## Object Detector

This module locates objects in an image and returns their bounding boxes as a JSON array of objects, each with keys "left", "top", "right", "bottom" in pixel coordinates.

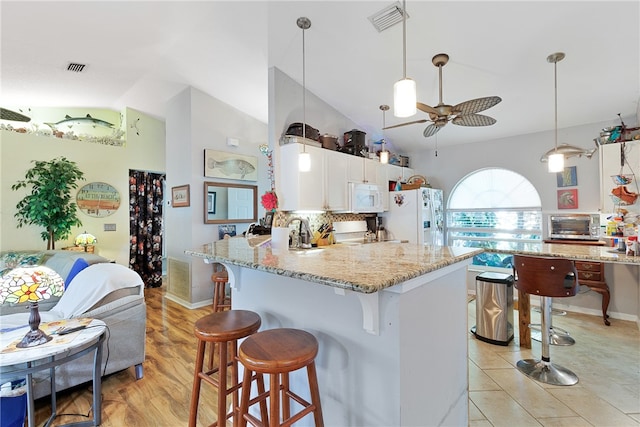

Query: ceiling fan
[{"left": 385, "top": 53, "right": 502, "bottom": 138}]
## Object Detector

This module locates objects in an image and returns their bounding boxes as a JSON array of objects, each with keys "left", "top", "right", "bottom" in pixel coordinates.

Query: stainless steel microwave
[{"left": 548, "top": 213, "right": 600, "bottom": 240}]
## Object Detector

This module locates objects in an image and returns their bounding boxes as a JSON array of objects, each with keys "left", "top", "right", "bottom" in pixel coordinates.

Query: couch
[{"left": 0, "top": 251, "right": 146, "bottom": 399}]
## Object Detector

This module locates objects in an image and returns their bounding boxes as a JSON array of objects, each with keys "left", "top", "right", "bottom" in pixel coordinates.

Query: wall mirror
[{"left": 204, "top": 181, "right": 257, "bottom": 224}]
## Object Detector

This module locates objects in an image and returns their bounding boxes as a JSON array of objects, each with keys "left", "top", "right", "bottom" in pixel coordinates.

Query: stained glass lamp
[
  {"left": 75, "top": 231, "right": 97, "bottom": 252},
  {"left": 0, "top": 266, "right": 64, "bottom": 348}
]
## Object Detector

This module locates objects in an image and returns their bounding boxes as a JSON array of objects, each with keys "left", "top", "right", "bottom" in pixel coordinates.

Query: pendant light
[
  {"left": 393, "top": 0, "right": 416, "bottom": 118},
  {"left": 547, "top": 52, "right": 565, "bottom": 173},
  {"left": 298, "top": 17, "right": 312, "bottom": 172},
  {"left": 379, "top": 105, "right": 390, "bottom": 164}
]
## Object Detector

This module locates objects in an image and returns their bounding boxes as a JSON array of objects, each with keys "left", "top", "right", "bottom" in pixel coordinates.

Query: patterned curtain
[{"left": 129, "top": 170, "right": 165, "bottom": 288}]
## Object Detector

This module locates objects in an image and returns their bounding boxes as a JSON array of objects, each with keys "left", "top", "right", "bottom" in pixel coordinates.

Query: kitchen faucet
[{"left": 285, "top": 217, "right": 313, "bottom": 249}]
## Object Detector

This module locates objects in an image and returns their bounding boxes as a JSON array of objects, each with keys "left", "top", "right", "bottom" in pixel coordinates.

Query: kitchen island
[{"left": 187, "top": 238, "right": 482, "bottom": 426}]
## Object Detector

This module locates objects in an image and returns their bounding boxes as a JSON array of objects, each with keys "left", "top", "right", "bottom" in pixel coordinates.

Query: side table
[{"left": 0, "top": 319, "right": 106, "bottom": 427}]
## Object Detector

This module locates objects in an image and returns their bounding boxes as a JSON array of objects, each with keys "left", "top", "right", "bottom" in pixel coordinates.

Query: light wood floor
[{"left": 34, "top": 286, "right": 640, "bottom": 426}]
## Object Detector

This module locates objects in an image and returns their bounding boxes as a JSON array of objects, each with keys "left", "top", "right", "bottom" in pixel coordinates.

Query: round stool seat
[
  {"left": 195, "top": 310, "right": 261, "bottom": 343},
  {"left": 238, "top": 328, "right": 324, "bottom": 426},
  {"left": 239, "top": 328, "right": 318, "bottom": 374}
]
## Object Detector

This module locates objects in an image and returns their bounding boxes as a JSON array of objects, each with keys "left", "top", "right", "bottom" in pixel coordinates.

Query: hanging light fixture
[
  {"left": 379, "top": 105, "right": 390, "bottom": 164},
  {"left": 547, "top": 52, "right": 565, "bottom": 173},
  {"left": 297, "top": 17, "right": 312, "bottom": 172},
  {"left": 393, "top": 0, "right": 416, "bottom": 118}
]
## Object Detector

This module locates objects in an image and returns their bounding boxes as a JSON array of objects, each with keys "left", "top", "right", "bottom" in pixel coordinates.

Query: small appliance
[
  {"left": 347, "top": 182, "right": 384, "bottom": 213},
  {"left": 547, "top": 213, "right": 600, "bottom": 241}
]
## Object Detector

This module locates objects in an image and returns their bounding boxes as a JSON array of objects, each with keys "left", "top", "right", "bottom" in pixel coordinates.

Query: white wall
[
  {"left": 0, "top": 107, "right": 165, "bottom": 265},
  {"left": 164, "top": 87, "right": 268, "bottom": 306}
]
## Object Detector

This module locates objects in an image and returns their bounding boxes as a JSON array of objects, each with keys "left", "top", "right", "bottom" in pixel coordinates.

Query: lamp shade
[
  {"left": 380, "top": 150, "right": 389, "bottom": 164},
  {"left": 75, "top": 231, "right": 97, "bottom": 247},
  {"left": 394, "top": 78, "right": 417, "bottom": 117},
  {"left": 0, "top": 266, "right": 64, "bottom": 305},
  {"left": 548, "top": 153, "right": 565, "bottom": 173},
  {"left": 299, "top": 151, "right": 311, "bottom": 172}
]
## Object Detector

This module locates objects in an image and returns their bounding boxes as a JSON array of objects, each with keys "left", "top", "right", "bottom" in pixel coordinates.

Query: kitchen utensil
[{"left": 319, "top": 134, "right": 338, "bottom": 150}]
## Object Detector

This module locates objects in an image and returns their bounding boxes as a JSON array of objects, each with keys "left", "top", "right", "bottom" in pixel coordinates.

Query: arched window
[{"left": 447, "top": 168, "right": 542, "bottom": 255}]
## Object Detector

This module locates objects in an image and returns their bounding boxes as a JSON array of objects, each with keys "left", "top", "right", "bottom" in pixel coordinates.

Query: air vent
[
  {"left": 67, "top": 62, "right": 86, "bottom": 73},
  {"left": 368, "top": 2, "right": 409, "bottom": 32}
]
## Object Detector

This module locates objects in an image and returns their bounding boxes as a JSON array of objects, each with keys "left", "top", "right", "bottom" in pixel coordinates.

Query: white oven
[{"left": 348, "top": 182, "right": 384, "bottom": 213}]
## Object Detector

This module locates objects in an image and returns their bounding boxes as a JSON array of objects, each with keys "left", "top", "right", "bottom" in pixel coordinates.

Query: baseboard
[{"left": 163, "top": 293, "right": 211, "bottom": 310}]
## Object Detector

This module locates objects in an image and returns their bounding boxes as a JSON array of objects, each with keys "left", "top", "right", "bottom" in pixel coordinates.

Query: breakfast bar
[
  {"left": 187, "top": 238, "right": 482, "bottom": 426},
  {"left": 485, "top": 243, "right": 640, "bottom": 347}
]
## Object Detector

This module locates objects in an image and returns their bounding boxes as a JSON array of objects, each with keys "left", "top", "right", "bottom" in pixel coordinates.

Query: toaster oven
[{"left": 548, "top": 213, "right": 601, "bottom": 241}]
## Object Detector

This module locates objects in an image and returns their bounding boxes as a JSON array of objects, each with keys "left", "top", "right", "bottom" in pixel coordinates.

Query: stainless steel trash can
[{"left": 471, "top": 271, "right": 514, "bottom": 345}]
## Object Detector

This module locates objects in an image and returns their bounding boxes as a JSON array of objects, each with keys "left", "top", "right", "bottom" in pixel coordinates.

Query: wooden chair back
[{"left": 513, "top": 255, "right": 579, "bottom": 298}]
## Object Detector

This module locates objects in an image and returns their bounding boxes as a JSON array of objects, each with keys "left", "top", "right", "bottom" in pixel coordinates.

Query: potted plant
[{"left": 11, "top": 157, "right": 85, "bottom": 249}]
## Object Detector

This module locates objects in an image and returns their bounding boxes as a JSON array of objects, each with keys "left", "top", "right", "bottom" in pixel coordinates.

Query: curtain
[{"left": 129, "top": 170, "right": 165, "bottom": 288}]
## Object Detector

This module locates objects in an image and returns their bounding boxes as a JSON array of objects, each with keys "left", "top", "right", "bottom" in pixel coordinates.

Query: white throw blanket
[{"left": 0, "top": 263, "right": 143, "bottom": 328}]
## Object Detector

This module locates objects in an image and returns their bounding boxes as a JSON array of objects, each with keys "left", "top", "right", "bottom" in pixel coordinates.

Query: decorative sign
[{"left": 76, "top": 182, "right": 121, "bottom": 217}]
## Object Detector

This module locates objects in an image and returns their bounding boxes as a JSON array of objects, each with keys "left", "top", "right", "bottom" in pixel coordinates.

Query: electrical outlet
[{"left": 104, "top": 224, "right": 116, "bottom": 231}]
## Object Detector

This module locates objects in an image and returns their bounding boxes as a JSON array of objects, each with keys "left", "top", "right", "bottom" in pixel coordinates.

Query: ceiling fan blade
[
  {"left": 452, "top": 113, "right": 497, "bottom": 127},
  {"left": 453, "top": 96, "right": 502, "bottom": 115},
  {"left": 423, "top": 124, "right": 443, "bottom": 138},
  {"left": 417, "top": 102, "right": 438, "bottom": 115},
  {"left": 383, "top": 119, "right": 428, "bottom": 130}
]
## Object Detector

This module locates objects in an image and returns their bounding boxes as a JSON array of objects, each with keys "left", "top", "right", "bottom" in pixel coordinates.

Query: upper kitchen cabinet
[
  {"left": 280, "top": 143, "right": 324, "bottom": 211},
  {"left": 386, "top": 164, "right": 415, "bottom": 184},
  {"left": 279, "top": 143, "right": 348, "bottom": 211},
  {"left": 347, "top": 155, "right": 387, "bottom": 188}
]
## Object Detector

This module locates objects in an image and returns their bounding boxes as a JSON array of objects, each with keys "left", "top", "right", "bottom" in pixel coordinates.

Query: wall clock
[{"left": 76, "top": 182, "right": 121, "bottom": 217}]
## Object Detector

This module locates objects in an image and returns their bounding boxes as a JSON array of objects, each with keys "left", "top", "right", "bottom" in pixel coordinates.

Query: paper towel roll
[{"left": 271, "top": 227, "right": 290, "bottom": 251}]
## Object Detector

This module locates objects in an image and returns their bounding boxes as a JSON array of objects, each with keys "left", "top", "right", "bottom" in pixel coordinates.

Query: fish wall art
[{"left": 204, "top": 149, "right": 258, "bottom": 181}]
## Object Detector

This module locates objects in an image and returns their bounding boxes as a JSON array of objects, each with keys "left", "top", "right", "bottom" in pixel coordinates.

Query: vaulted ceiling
[{"left": 2, "top": 1, "right": 638, "bottom": 153}]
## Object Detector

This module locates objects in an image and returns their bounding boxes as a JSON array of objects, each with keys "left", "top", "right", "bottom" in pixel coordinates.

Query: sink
[{"left": 289, "top": 248, "right": 325, "bottom": 255}]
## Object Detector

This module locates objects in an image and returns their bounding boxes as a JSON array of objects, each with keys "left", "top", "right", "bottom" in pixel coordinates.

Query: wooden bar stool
[
  {"left": 513, "top": 255, "right": 580, "bottom": 386},
  {"left": 189, "top": 310, "right": 262, "bottom": 427},
  {"left": 238, "top": 328, "right": 324, "bottom": 427},
  {"left": 212, "top": 269, "right": 231, "bottom": 313}
]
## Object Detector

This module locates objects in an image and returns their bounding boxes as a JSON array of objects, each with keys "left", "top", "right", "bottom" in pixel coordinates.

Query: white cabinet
[
  {"left": 385, "top": 164, "right": 415, "bottom": 183},
  {"left": 280, "top": 144, "right": 396, "bottom": 212},
  {"left": 279, "top": 144, "right": 324, "bottom": 211},
  {"left": 600, "top": 140, "right": 640, "bottom": 213},
  {"left": 325, "top": 150, "right": 349, "bottom": 211}
]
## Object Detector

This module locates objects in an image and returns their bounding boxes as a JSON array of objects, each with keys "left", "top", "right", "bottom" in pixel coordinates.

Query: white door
[{"left": 228, "top": 187, "right": 253, "bottom": 220}]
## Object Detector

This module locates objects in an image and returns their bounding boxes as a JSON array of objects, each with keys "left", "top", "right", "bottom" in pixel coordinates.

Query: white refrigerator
[{"left": 381, "top": 188, "right": 444, "bottom": 245}]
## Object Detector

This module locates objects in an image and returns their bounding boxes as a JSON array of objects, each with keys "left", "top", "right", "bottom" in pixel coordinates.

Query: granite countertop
[
  {"left": 484, "top": 242, "right": 640, "bottom": 265},
  {"left": 186, "top": 237, "right": 482, "bottom": 294}
]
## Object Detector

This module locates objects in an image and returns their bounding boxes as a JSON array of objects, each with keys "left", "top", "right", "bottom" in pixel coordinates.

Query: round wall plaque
[{"left": 76, "top": 182, "right": 121, "bottom": 218}]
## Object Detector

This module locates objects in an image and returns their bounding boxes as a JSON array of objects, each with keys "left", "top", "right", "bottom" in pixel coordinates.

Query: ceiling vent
[
  {"left": 67, "top": 62, "right": 86, "bottom": 73},
  {"left": 368, "top": 2, "right": 409, "bottom": 32}
]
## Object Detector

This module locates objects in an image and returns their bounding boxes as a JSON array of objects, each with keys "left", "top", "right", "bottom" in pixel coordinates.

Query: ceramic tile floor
[{"left": 467, "top": 298, "right": 640, "bottom": 426}]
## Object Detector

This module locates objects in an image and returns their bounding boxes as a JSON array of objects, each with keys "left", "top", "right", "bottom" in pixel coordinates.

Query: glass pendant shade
[
  {"left": 394, "top": 78, "right": 416, "bottom": 118},
  {"left": 299, "top": 151, "right": 311, "bottom": 172},
  {"left": 380, "top": 150, "right": 389, "bottom": 164},
  {"left": 548, "top": 153, "right": 564, "bottom": 173}
]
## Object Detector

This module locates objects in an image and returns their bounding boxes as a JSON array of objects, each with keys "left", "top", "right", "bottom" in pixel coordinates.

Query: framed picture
[
  {"left": 172, "top": 185, "right": 190, "bottom": 207},
  {"left": 204, "top": 149, "right": 258, "bottom": 181},
  {"left": 207, "top": 191, "right": 216, "bottom": 214},
  {"left": 557, "top": 189, "right": 578, "bottom": 209},
  {"left": 264, "top": 211, "right": 274, "bottom": 229},
  {"left": 218, "top": 224, "right": 236, "bottom": 240},
  {"left": 557, "top": 166, "right": 578, "bottom": 187}
]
